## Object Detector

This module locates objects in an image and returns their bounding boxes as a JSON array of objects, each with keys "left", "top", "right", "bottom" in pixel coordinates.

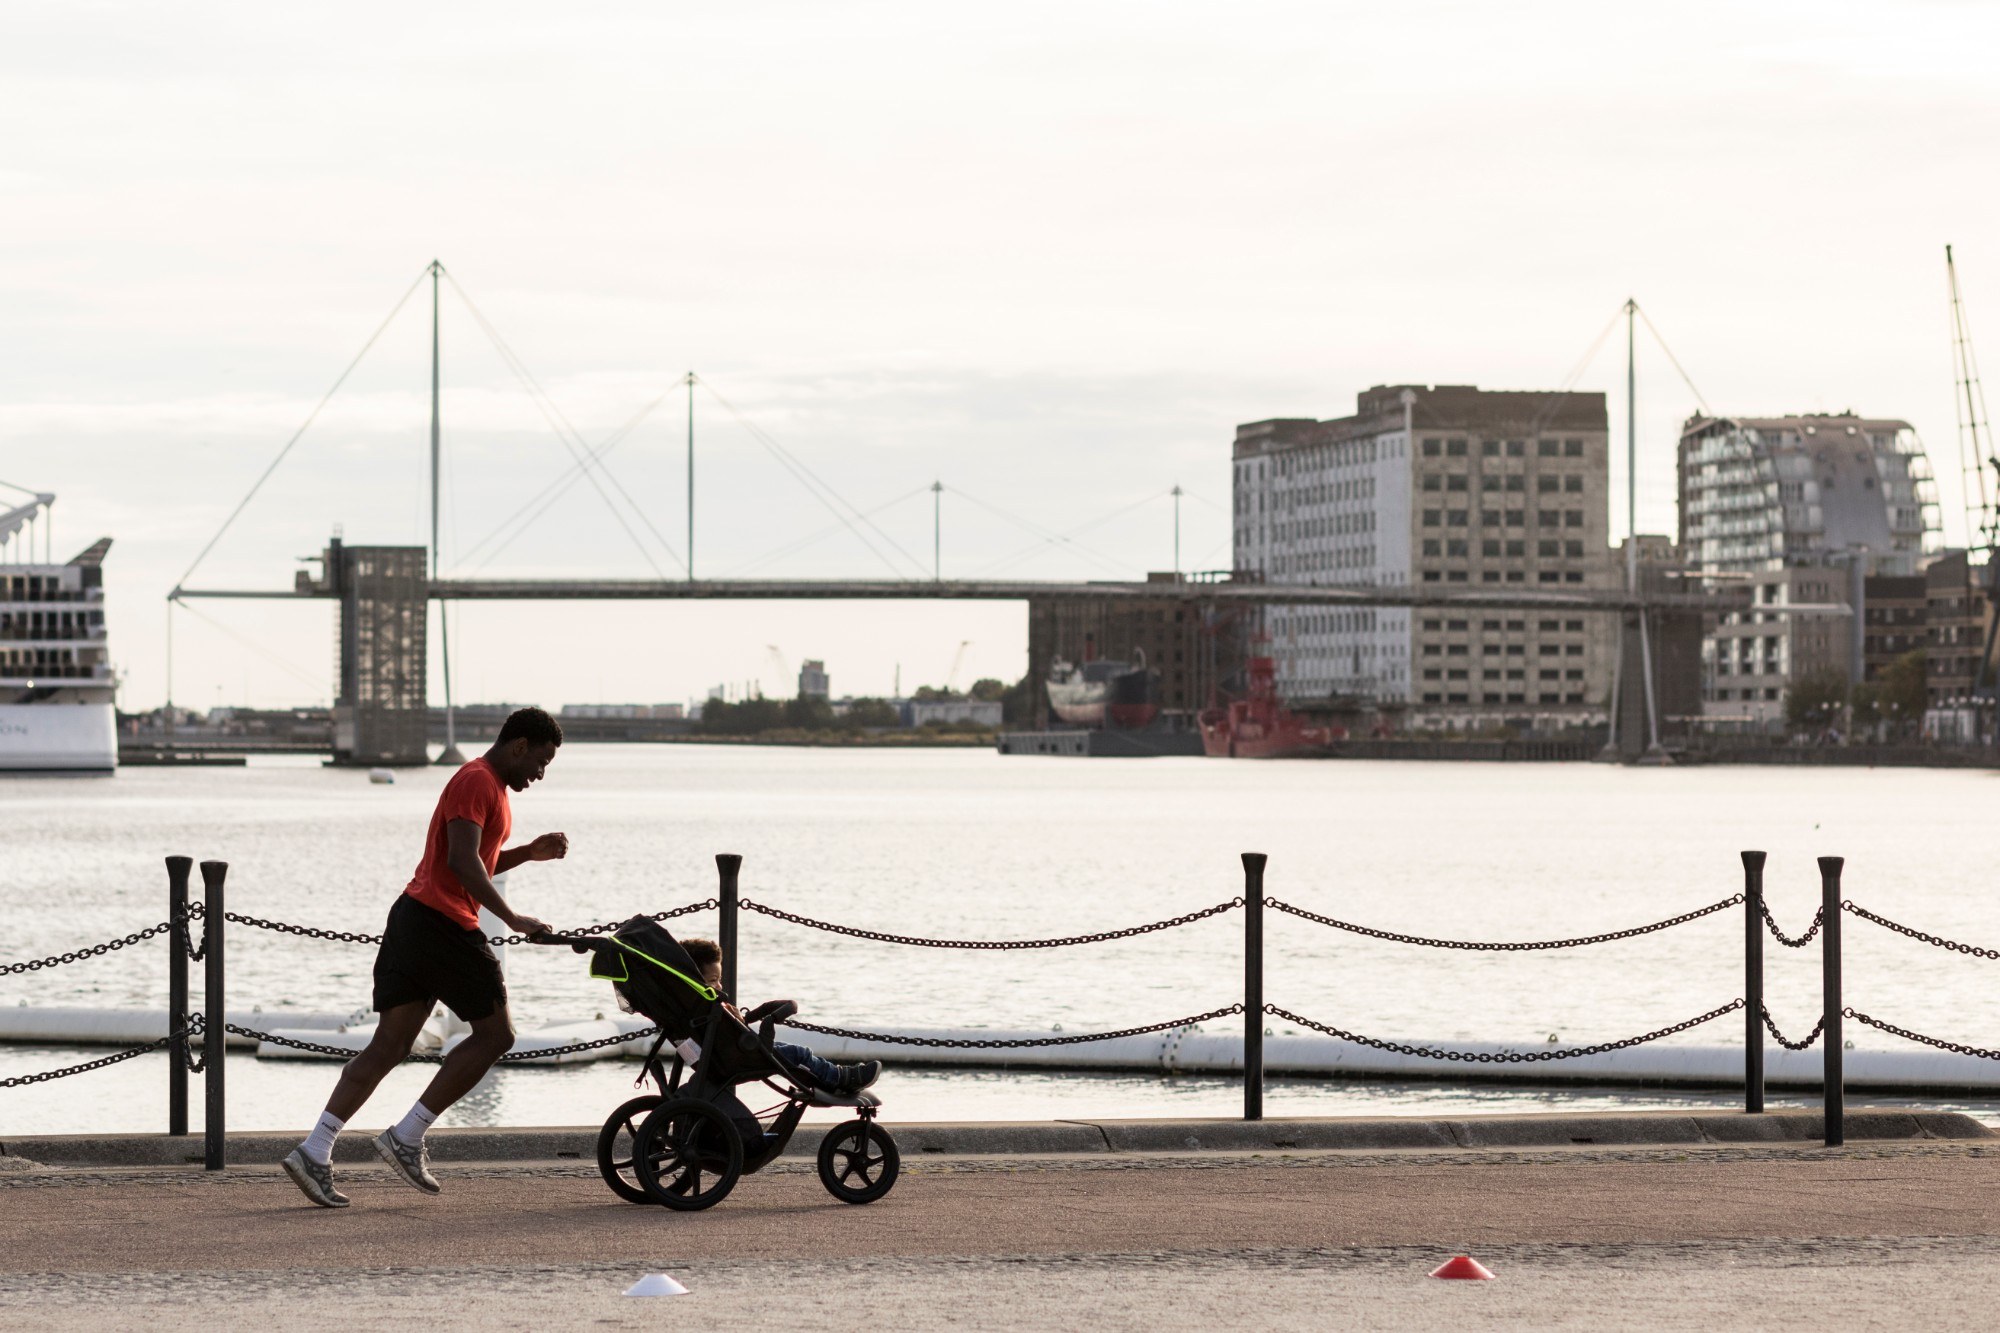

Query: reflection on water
[{"left": 6, "top": 745, "right": 2000, "bottom": 1130}]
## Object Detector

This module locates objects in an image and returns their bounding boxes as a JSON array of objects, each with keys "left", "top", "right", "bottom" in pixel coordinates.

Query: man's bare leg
[
  {"left": 323, "top": 1000, "right": 435, "bottom": 1122},
  {"left": 410, "top": 1004, "right": 516, "bottom": 1117}
]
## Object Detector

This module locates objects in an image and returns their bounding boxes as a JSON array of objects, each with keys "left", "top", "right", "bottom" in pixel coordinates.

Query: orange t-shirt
[{"left": 404, "top": 757, "right": 512, "bottom": 929}]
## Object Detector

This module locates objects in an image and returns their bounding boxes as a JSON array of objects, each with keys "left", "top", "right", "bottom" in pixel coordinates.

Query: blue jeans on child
[{"left": 773, "top": 1041, "right": 841, "bottom": 1089}]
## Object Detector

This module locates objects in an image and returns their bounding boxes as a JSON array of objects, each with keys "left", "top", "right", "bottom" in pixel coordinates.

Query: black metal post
[
  {"left": 201, "top": 860, "right": 227, "bottom": 1171},
  {"left": 1242, "top": 852, "right": 1266, "bottom": 1122},
  {"left": 716, "top": 853, "right": 742, "bottom": 999},
  {"left": 1820, "top": 856, "right": 1844, "bottom": 1148},
  {"left": 166, "top": 856, "right": 191, "bottom": 1137},
  {"left": 1741, "top": 850, "right": 1765, "bottom": 1115}
]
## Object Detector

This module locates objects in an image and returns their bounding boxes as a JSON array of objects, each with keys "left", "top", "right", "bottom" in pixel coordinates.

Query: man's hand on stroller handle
[{"left": 506, "top": 911, "right": 552, "bottom": 940}]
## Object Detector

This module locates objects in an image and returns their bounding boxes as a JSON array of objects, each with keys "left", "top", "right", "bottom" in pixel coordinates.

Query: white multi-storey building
[
  {"left": 1233, "top": 384, "right": 1612, "bottom": 724},
  {"left": 1678, "top": 412, "right": 1943, "bottom": 720}
]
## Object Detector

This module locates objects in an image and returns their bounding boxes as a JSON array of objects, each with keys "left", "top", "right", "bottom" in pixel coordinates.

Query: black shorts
[{"left": 372, "top": 894, "right": 508, "bottom": 1022}]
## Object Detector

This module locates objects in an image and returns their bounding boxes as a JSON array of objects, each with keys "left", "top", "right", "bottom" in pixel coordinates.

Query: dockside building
[
  {"left": 1232, "top": 384, "right": 1613, "bottom": 726},
  {"left": 1676, "top": 412, "right": 1942, "bottom": 721}
]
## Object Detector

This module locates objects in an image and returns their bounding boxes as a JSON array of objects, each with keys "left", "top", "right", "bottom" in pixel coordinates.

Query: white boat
[{"left": 0, "top": 488, "right": 116, "bottom": 774}]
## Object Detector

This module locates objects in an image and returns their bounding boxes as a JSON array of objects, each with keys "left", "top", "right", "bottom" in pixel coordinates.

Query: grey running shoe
[
  {"left": 281, "top": 1147, "right": 350, "bottom": 1208},
  {"left": 372, "top": 1127, "right": 441, "bottom": 1194}
]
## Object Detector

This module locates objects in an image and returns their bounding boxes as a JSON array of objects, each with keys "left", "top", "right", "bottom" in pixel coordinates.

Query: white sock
[
  {"left": 301, "top": 1111, "right": 345, "bottom": 1166},
  {"left": 392, "top": 1100, "right": 439, "bottom": 1148}
]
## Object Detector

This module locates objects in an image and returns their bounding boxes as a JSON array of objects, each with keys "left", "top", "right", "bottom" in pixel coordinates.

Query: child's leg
[{"left": 773, "top": 1041, "right": 844, "bottom": 1088}]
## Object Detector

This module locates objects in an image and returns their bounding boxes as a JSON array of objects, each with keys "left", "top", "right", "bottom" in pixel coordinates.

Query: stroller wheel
[
  {"left": 816, "top": 1119, "right": 899, "bottom": 1204},
  {"left": 633, "top": 1098, "right": 744, "bottom": 1211},
  {"left": 596, "top": 1095, "right": 662, "bottom": 1205}
]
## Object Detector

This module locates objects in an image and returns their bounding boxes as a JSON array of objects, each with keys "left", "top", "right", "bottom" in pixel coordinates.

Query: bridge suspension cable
[
  {"left": 451, "top": 389, "right": 677, "bottom": 574},
  {"left": 724, "top": 484, "right": 936, "bottom": 577},
  {"left": 968, "top": 486, "right": 1168, "bottom": 578},
  {"left": 696, "top": 376, "right": 930, "bottom": 580},
  {"left": 172, "top": 267, "right": 430, "bottom": 593},
  {"left": 442, "top": 270, "right": 685, "bottom": 578}
]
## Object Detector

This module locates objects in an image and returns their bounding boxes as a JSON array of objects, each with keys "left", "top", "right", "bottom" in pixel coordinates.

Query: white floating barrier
[
  {"left": 13, "top": 1006, "right": 1998, "bottom": 1091},
  {"left": 0, "top": 1006, "right": 363, "bottom": 1049},
  {"left": 775, "top": 1023, "right": 2000, "bottom": 1092}
]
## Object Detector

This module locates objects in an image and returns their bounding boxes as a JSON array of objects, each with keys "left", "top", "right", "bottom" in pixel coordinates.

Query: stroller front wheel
[
  {"left": 634, "top": 1098, "right": 745, "bottom": 1211},
  {"left": 596, "top": 1095, "right": 662, "bottom": 1205},
  {"left": 816, "top": 1119, "right": 899, "bottom": 1204}
]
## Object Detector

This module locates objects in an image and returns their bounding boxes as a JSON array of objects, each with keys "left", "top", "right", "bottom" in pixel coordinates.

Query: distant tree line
[{"left": 1783, "top": 648, "right": 1928, "bottom": 738}]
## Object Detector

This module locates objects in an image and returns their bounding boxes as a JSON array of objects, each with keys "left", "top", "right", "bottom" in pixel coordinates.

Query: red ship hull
[{"left": 1198, "top": 657, "right": 1344, "bottom": 759}]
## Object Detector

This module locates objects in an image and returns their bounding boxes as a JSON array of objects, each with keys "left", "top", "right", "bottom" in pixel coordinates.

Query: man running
[{"left": 282, "top": 706, "right": 567, "bottom": 1208}]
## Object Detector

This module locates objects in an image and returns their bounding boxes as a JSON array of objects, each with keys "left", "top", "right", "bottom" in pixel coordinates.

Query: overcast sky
[{"left": 5, "top": 0, "right": 1998, "bottom": 711}]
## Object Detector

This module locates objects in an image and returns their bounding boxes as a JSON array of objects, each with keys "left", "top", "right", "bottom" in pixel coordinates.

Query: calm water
[{"left": 5, "top": 746, "right": 1999, "bottom": 1134}]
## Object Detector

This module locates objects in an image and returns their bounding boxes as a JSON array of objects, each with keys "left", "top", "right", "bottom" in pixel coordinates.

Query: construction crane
[
  {"left": 1946, "top": 246, "right": 2000, "bottom": 710},
  {"left": 943, "top": 640, "right": 972, "bottom": 694}
]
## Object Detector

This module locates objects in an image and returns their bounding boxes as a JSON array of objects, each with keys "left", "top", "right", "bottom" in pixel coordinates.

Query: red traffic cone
[{"left": 1429, "top": 1255, "right": 1495, "bottom": 1280}]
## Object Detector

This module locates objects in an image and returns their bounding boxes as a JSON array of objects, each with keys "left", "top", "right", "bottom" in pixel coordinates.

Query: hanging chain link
[
  {"left": 1, "top": 920, "right": 177, "bottom": 976},
  {"left": 1760, "top": 902, "right": 1824, "bottom": 949},
  {"left": 1844, "top": 1008, "right": 2000, "bottom": 1061},
  {"left": 0, "top": 1026, "right": 197, "bottom": 1089},
  {"left": 222, "top": 898, "right": 719, "bottom": 949},
  {"left": 1842, "top": 902, "right": 2000, "bottom": 960},
  {"left": 1264, "top": 1000, "right": 1745, "bottom": 1063},
  {"left": 739, "top": 898, "right": 1244, "bottom": 950},
  {"left": 1265, "top": 895, "right": 1742, "bottom": 952},
  {"left": 783, "top": 1005, "right": 1246, "bottom": 1049},
  {"left": 225, "top": 1021, "right": 663, "bottom": 1063},
  {"left": 1760, "top": 1005, "right": 1824, "bottom": 1050}
]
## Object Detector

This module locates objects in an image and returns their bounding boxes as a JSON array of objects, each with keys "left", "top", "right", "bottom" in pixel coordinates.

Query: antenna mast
[{"left": 431, "top": 260, "right": 464, "bottom": 765}]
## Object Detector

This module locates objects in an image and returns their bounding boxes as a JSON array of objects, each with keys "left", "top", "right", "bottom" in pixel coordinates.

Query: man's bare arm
[
  {"left": 445, "top": 819, "right": 550, "bottom": 937},
  {"left": 495, "top": 832, "right": 568, "bottom": 875}
]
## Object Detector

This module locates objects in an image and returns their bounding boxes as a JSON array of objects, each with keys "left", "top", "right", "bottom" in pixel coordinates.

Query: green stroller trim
[{"left": 599, "top": 937, "right": 719, "bottom": 1002}]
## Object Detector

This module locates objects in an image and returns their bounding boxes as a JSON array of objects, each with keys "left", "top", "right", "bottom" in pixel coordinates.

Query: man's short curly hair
[{"left": 496, "top": 706, "right": 564, "bottom": 748}]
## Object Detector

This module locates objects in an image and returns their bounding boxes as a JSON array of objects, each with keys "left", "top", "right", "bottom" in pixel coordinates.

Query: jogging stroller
[{"left": 557, "top": 916, "right": 897, "bottom": 1211}]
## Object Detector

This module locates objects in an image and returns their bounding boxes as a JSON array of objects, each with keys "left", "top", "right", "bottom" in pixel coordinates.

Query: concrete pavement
[{"left": 6, "top": 1134, "right": 2000, "bottom": 1329}]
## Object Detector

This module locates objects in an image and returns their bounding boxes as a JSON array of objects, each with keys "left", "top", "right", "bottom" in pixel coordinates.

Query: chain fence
[
  {"left": 1264, "top": 1000, "right": 1746, "bottom": 1064},
  {"left": 782, "top": 1005, "right": 1246, "bottom": 1049},
  {"left": 18, "top": 871, "right": 2000, "bottom": 1103},
  {"left": 1266, "top": 895, "right": 1742, "bottom": 951},
  {"left": 1760, "top": 1006, "right": 1824, "bottom": 1051},
  {"left": 1844, "top": 1009, "right": 2000, "bottom": 1062},
  {"left": 0, "top": 920, "right": 178, "bottom": 976},
  {"left": 0, "top": 1026, "right": 196, "bottom": 1089},
  {"left": 225, "top": 1021, "right": 663, "bottom": 1064},
  {"left": 1760, "top": 902, "right": 1824, "bottom": 949},
  {"left": 1842, "top": 902, "right": 2000, "bottom": 960},
  {"left": 738, "top": 897, "right": 1243, "bottom": 949},
  {"left": 219, "top": 898, "right": 719, "bottom": 949}
]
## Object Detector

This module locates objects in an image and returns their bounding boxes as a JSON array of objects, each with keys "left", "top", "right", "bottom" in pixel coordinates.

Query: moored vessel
[
  {"left": 0, "top": 489, "right": 116, "bottom": 774},
  {"left": 1045, "top": 650, "right": 1160, "bottom": 729},
  {"left": 1198, "top": 656, "right": 1343, "bottom": 759}
]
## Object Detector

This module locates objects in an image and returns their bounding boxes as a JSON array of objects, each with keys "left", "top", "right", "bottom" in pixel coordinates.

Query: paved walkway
[{"left": 5, "top": 1143, "right": 2000, "bottom": 1328}]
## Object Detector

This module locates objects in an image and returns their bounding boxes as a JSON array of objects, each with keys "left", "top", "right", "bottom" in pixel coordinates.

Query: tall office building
[
  {"left": 1232, "top": 384, "right": 1611, "bottom": 725},
  {"left": 1677, "top": 412, "right": 1942, "bottom": 720}
]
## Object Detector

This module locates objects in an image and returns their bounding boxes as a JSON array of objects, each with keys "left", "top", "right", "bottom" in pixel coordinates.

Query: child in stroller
[
  {"left": 563, "top": 915, "right": 898, "bottom": 1211},
  {"left": 678, "top": 936, "right": 881, "bottom": 1098}
]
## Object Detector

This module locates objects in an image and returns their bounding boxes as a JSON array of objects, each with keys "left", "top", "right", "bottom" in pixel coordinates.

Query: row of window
[
  {"left": 1424, "top": 618, "right": 1588, "bottom": 633},
  {"left": 1423, "top": 539, "right": 1589, "bottom": 559},
  {"left": 1422, "top": 691, "right": 1588, "bottom": 704},
  {"left": 1421, "top": 569, "right": 1588, "bottom": 584},
  {"left": 1424, "top": 643, "right": 1586, "bottom": 658},
  {"left": 1422, "top": 474, "right": 1587, "bottom": 494},
  {"left": 1422, "top": 509, "right": 1587, "bottom": 528},
  {"left": 1424, "top": 668, "right": 1586, "bottom": 681},
  {"left": 1420, "top": 438, "right": 1589, "bottom": 459}
]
